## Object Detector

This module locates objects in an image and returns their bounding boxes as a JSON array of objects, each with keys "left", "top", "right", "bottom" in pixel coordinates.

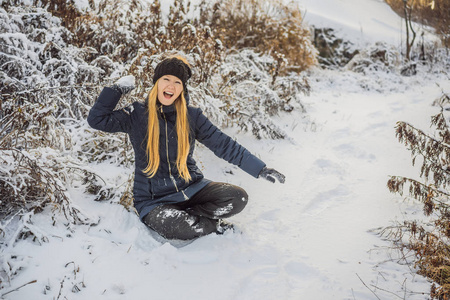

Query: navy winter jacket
[{"left": 87, "top": 87, "right": 266, "bottom": 220}]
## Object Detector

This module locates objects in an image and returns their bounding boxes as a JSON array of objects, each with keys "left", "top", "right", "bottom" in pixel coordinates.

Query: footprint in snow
[
  {"left": 333, "top": 143, "right": 376, "bottom": 162},
  {"left": 302, "top": 185, "right": 351, "bottom": 216},
  {"left": 284, "top": 261, "right": 319, "bottom": 279}
]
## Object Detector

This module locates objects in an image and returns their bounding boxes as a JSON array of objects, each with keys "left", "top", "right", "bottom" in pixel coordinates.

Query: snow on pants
[{"left": 143, "top": 182, "right": 248, "bottom": 240}]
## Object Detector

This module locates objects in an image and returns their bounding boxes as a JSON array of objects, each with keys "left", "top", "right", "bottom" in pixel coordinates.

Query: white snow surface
[
  {"left": 297, "top": 0, "right": 405, "bottom": 47},
  {"left": 2, "top": 1, "right": 450, "bottom": 300},
  {"left": 295, "top": 0, "right": 441, "bottom": 49}
]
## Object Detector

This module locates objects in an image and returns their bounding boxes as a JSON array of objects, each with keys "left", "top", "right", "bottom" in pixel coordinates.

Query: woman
[{"left": 87, "top": 56, "right": 285, "bottom": 241}]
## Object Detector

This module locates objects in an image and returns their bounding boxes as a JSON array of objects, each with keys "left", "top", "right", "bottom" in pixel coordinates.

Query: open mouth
[{"left": 163, "top": 91, "right": 174, "bottom": 99}]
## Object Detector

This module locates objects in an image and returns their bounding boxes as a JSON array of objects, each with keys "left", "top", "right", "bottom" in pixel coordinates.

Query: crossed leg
[{"left": 143, "top": 182, "right": 248, "bottom": 240}]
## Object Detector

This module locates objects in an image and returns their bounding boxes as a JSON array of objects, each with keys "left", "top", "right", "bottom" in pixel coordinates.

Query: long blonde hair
[{"left": 142, "top": 78, "right": 191, "bottom": 182}]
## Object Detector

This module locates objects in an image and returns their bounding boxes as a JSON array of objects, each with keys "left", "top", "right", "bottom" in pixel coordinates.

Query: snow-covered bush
[
  {"left": 205, "top": 49, "right": 310, "bottom": 139},
  {"left": 28, "top": 0, "right": 315, "bottom": 138},
  {"left": 0, "top": 3, "right": 137, "bottom": 286},
  {"left": 55, "top": 0, "right": 317, "bottom": 78},
  {"left": 385, "top": 92, "right": 450, "bottom": 299},
  {"left": 345, "top": 40, "right": 450, "bottom": 79},
  {"left": 0, "top": 3, "right": 129, "bottom": 233},
  {"left": 345, "top": 42, "right": 402, "bottom": 74},
  {"left": 197, "top": 0, "right": 317, "bottom": 74},
  {"left": 311, "top": 27, "right": 358, "bottom": 68}
]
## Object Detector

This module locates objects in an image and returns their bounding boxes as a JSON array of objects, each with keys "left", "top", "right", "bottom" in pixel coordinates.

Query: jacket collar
[{"left": 157, "top": 102, "right": 176, "bottom": 114}]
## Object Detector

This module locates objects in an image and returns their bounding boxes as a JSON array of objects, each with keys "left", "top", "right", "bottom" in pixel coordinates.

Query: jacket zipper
[{"left": 160, "top": 106, "right": 189, "bottom": 200}]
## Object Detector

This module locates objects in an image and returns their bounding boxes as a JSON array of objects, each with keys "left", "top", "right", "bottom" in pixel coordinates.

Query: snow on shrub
[
  {"left": 0, "top": 3, "right": 125, "bottom": 236},
  {"left": 345, "top": 42, "right": 402, "bottom": 74},
  {"left": 206, "top": 49, "right": 310, "bottom": 139},
  {"left": 197, "top": 0, "right": 317, "bottom": 74}
]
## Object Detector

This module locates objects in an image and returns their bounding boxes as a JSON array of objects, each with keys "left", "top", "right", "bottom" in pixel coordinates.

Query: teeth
[{"left": 165, "top": 91, "right": 174, "bottom": 95}]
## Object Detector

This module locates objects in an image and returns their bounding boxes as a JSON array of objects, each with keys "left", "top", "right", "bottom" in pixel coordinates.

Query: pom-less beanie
[{"left": 153, "top": 57, "right": 192, "bottom": 89}]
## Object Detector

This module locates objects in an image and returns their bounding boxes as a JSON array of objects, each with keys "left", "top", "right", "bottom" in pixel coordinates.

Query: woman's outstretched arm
[{"left": 194, "top": 109, "right": 285, "bottom": 183}]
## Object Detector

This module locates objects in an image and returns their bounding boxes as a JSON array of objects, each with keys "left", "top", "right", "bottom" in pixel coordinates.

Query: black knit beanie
[{"left": 152, "top": 57, "right": 192, "bottom": 89}]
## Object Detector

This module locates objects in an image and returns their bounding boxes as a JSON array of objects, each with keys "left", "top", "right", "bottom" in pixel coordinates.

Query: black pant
[{"left": 143, "top": 182, "right": 248, "bottom": 240}]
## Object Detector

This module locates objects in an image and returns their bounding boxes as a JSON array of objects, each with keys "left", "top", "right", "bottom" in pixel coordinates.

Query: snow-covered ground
[
  {"left": 298, "top": 0, "right": 405, "bottom": 47},
  {"left": 2, "top": 0, "right": 449, "bottom": 299},
  {"left": 4, "top": 64, "right": 448, "bottom": 300},
  {"left": 296, "top": 0, "right": 439, "bottom": 50}
]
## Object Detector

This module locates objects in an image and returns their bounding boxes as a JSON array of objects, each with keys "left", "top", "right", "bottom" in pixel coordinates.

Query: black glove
[
  {"left": 111, "top": 75, "right": 135, "bottom": 95},
  {"left": 259, "top": 167, "right": 285, "bottom": 184}
]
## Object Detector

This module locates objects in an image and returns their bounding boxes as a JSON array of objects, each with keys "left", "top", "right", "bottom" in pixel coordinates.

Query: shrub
[
  {"left": 197, "top": 0, "right": 317, "bottom": 75},
  {"left": 385, "top": 92, "right": 450, "bottom": 299},
  {"left": 0, "top": 4, "right": 126, "bottom": 228},
  {"left": 207, "top": 49, "right": 310, "bottom": 139},
  {"left": 44, "top": 0, "right": 316, "bottom": 78},
  {"left": 345, "top": 42, "right": 402, "bottom": 74},
  {"left": 312, "top": 27, "right": 358, "bottom": 68}
]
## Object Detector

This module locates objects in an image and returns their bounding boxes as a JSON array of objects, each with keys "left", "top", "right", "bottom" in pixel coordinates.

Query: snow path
[
  {"left": 242, "top": 72, "right": 443, "bottom": 299},
  {"left": 3, "top": 68, "right": 449, "bottom": 300},
  {"left": 230, "top": 70, "right": 447, "bottom": 299}
]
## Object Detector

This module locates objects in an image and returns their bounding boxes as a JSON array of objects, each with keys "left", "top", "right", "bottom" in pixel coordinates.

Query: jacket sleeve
[
  {"left": 87, "top": 87, "right": 133, "bottom": 133},
  {"left": 194, "top": 109, "right": 266, "bottom": 178}
]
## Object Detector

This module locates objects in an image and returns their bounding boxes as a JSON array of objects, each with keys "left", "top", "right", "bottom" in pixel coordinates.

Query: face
[{"left": 157, "top": 75, "right": 183, "bottom": 106}]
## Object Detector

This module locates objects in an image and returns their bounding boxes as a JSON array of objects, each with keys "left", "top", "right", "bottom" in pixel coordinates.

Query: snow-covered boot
[{"left": 216, "top": 219, "right": 235, "bottom": 235}]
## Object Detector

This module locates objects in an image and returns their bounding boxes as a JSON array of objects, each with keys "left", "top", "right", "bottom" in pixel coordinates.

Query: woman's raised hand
[{"left": 112, "top": 75, "right": 136, "bottom": 95}]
